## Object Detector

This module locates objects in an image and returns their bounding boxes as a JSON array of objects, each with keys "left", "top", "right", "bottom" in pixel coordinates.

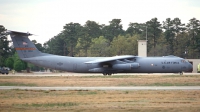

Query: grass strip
[
  {"left": 13, "top": 102, "right": 78, "bottom": 107},
  {"left": 0, "top": 82, "right": 36, "bottom": 86}
]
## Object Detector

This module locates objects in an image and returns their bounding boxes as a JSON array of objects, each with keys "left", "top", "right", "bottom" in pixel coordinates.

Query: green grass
[
  {"left": 13, "top": 102, "right": 79, "bottom": 107},
  {"left": 77, "top": 90, "right": 97, "bottom": 95},
  {"left": 0, "top": 82, "right": 37, "bottom": 86},
  {"left": 149, "top": 83, "right": 175, "bottom": 86}
]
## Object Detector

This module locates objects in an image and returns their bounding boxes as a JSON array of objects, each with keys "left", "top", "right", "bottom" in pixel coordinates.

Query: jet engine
[{"left": 112, "top": 63, "right": 140, "bottom": 70}]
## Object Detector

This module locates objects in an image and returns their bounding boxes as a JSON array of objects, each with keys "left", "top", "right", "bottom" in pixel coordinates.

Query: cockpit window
[{"left": 181, "top": 60, "right": 188, "bottom": 63}]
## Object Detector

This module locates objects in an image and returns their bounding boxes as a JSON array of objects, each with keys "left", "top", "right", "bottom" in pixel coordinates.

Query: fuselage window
[{"left": 181, "top": 60, "right": 187, "bottom": 63}]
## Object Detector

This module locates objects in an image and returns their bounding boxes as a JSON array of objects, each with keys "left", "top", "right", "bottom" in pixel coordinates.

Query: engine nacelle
[{"left": 112, "top": 63, "right": 139, "bottom": 70}]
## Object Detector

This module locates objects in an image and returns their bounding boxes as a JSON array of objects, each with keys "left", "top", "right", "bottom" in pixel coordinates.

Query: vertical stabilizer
[{"left": 9, "top": 31, "right": 42, "bottom": 59}]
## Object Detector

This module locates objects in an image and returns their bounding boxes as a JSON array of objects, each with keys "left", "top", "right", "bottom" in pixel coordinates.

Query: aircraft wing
[{"left": 85, "top": 55, "right": 136, "bottom": 64}]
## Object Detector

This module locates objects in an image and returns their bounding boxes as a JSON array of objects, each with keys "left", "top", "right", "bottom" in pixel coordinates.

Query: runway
[
  {"left": 1, "top": 86, "right": 200, "bottom": 91},
  {"left": 1, "top": 72, "right": 200, "bottom": 77}
]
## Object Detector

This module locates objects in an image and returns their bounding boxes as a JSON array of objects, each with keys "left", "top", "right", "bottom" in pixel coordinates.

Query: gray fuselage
[{"left": 22, "top": 55, "right": 193, "bottom": 73}]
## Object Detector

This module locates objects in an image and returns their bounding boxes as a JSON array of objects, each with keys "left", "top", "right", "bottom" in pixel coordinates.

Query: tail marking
[{"left": 15, "top": 48, "right": 36, "bottom": 50}]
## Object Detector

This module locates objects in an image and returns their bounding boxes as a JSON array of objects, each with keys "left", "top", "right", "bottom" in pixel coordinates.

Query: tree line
[
  {"left": 44, "top": 17, "right": 200, "bottom": 58},
  {"left": 0, "top": 17, "right": 200, "bottom": 71}
]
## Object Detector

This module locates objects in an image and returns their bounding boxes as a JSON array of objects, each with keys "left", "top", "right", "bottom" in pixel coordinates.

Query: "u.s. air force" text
[{"left": 161, "top": 62, "right": 179, "bottom": 64}]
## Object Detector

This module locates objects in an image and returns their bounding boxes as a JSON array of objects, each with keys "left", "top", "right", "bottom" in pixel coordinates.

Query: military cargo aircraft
[{"left": 8, "top": 31, "right": 193, "bottom": 75}]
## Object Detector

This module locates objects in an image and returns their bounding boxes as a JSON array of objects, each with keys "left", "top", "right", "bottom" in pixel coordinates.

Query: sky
[{"left": 1, "top": 0, "right": 200, "bottom": 44}]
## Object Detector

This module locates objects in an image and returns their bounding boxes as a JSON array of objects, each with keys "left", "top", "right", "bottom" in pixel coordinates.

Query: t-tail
[{"left": 8, "top": 31, "right": 43, "bottom": 59}]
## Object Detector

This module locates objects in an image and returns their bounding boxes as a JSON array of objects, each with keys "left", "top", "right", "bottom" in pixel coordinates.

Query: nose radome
[{"left": 188, "top": 63, "right": 193, "bottom": 72}]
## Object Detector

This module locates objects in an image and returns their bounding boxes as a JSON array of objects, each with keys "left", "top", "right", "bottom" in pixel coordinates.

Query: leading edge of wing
[
  {"left": 85, "top": 55, "right": 136, "bottom": 64},
  {"left": 7, "top": 30, "right": 34, "bottom": 36}
]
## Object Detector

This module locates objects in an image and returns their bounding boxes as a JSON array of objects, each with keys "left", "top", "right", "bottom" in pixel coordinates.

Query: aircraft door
[{"left": 73, "top": 64, "right": 77, "bottom": 71}]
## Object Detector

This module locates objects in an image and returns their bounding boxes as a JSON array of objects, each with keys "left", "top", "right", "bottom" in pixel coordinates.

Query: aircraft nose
[{"left": 188, "top": 63, "right": 193, "bottom": 72}]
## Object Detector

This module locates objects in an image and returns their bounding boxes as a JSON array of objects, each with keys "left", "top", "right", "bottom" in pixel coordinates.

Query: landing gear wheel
[
  {"left": 103, "top": 73, "right": 107, "bottom": 76},
  {"left": 102, "top": 73, "right": 112, "bottom": 76},
  {"left": 180, "top": 72, "right": 183, "bottom": 75},
  {"left": 108, "top": 73, "right": 112, "bottom": 76}
]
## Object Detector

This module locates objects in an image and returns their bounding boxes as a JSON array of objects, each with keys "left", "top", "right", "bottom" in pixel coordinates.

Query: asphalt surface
[
  {"left": 1, "top": 72, "right": 200, "bottom": 76},
  {"left": 0, "top": 86, "right": 200, "bottom": 91}
]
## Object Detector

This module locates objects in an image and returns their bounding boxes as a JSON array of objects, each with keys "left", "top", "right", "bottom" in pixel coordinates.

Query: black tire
[{"left": 103, "top": 73, "right": 107, "bottom": 76}]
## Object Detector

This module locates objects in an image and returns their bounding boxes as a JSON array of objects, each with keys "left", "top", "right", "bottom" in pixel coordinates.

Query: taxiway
[
  {"left": 1, "top": 72, "right": 200, "bottom": 77},
  {"left": 0, "top": 86, "right": 200, "bottom": 91}
]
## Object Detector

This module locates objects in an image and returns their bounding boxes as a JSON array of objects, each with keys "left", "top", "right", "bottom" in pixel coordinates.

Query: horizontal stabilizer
[{"left": 7, "top": 30, "right": 34, "bottom": 36}]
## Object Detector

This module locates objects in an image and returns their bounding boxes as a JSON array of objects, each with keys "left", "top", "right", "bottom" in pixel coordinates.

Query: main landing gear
[
  {"left": 103, "top": 73, "right": 112, "bottom": 76},
  {"left": 180, "top": 72, "right": 183, "bottom": 75}
]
